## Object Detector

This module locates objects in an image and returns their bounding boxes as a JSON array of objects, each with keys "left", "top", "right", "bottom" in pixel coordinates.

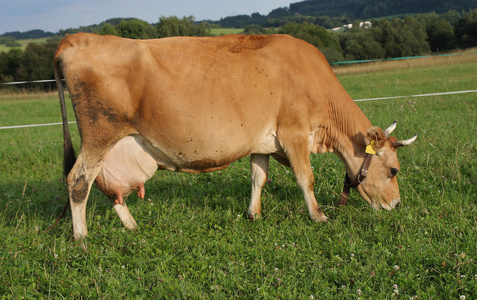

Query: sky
[{"left": 0, "top": 0, "right": 293, "bottom": 34}]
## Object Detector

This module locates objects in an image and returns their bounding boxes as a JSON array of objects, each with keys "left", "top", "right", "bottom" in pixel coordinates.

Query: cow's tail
[
  {"left": 54, "top": 54, "right": 76, "bottom": 178},
  {"left": 42, "top": 52, "right": 77, "bottom": 234}
]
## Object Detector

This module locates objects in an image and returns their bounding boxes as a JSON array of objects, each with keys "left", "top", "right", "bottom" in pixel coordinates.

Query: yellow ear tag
[{"left": 365, "top": 140, "right": 376, "bottom": 155}]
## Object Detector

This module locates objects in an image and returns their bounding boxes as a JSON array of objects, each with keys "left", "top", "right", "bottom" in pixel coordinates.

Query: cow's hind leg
[
  {"left": 67, "top": 151, "right": 106, "bottom": 239},
  {"left": 67, "top": 142, "right": 119, "bottom": 240},
  {"left": 248, "top": 154, "right": 270, "bottom": 220},
  {"left": 282, "top": 139, "right": 328, "bottom": 222}
]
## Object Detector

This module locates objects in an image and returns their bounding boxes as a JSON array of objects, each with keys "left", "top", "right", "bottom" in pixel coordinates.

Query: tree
[
  {"left": 340, "top": 29, "right": 385, "bottom": 60},
  {"left": 219, "top": 15, "right": 253, "bottom": 28},
  {"left": 399, "top": 16, "right": 430, "bottom": 56},
  {"left": 427, "top": 18, "right": 456, "bottom": 51},
  {"left": 372, "top": 17, "right": 429, "bottom": 58},
  {"left": 243, "top": 25, "right": 277, "bottom": 35},
  {"left": 278, "top": 22, "right": 343, "bottom": 62},
  {"left": 157, "top": 16, "right": 210, "bottom": 38},
  {"left": 17, "top": 41, "right": 59, "bottom": 88},
  {"left": 0, "top": 37, "right": 21, "bottom": 48},
  {"left": 455, "top": 9, "right": 477, "bottom": 48},
  {"left": 100, "top": 23, "right": 119, "bottom": 36},
  {"left": 116, "top": 19, "right": 157, "bottom": 39},
  {"left": 419, "top": 13, "right": 457, "bottom": 52},
  {"left": 0, "top": 48, "right": 22, "bottom": 82}
]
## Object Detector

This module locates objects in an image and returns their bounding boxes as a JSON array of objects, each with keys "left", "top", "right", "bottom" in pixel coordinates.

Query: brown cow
[{"left": 54, "top": 33, "right": 416, "bottom": 240}]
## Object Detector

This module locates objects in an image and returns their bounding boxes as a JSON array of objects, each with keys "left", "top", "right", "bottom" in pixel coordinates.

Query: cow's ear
[{"left": 365, "top": 126, "right": 386, "bottom": 150}]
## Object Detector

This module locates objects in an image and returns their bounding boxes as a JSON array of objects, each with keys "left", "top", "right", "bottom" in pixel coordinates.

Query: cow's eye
[{"left": 390, "top": 168, "right": 399, "bottom": 177}]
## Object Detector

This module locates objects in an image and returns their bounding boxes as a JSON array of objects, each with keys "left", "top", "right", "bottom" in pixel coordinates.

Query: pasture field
[
  {"left": 0, "top": 38, "right": 50, "bottom": 53},
  {"left": 0, "top": 55, "right": 476, "bottom": 298},
  {"left": 210, "top": 28, "right": 244, "bottom": 36}
]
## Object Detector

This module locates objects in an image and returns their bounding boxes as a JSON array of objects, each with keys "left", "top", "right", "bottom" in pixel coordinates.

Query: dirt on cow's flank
[{"left": 0, "top": 54, "right": 475, "bottom": 298}]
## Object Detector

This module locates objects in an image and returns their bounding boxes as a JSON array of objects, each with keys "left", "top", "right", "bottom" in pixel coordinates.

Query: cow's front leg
[
  {"left": 283, "top": 139, "right": 328, "bottom": 222},
  {"left": 248, "top": 154, "right": 270, "bottom": 220}
]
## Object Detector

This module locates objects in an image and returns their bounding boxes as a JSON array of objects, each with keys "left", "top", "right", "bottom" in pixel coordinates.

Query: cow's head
[{"left": 355, "top": 121, "right": 417, "bottom": 210}]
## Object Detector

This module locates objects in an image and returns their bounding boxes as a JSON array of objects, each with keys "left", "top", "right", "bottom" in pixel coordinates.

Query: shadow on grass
[{"left": 0, "top": 162, "right": 348, "bottom": 237}]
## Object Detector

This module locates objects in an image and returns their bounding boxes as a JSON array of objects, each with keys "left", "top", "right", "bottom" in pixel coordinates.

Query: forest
[
  {"left": 1, "top": 6, "right": 477, "bottom": 85},
  {"left": 288, "top": 0, "right": 476, "bottom": 20},
  {"left": 214, "top": 0, "right": 477, "bottom": 29}
]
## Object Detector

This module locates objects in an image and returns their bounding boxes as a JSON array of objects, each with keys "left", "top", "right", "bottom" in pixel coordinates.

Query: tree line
[
  {"left": 0, "top": 17, "right": 209, "bottom": 87},
  {"left": 213, "top": 0, "right": 476, "bottom": 29},
  {"left": 1, "top": 29, "right": 55, "bottom": 40},
  {"left": 287, "top": 0, "right": 476, "bottom": 21},
  {"left": 1, "top": 10, "right": 476, "bottom": 87}
]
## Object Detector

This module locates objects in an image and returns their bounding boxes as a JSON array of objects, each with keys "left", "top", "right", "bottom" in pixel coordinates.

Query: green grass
[
  {"left": 337, "top": 60, "right": 477, "bottom": 99},
  {"left": 0, "top": 58, "right": 476, "bottom": 298}
]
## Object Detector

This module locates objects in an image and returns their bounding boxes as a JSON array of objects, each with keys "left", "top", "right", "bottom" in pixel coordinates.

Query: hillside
[
  {"left": 287, "top": 0, "right": 477, "bottom": 20},
  {"left": 1, "top": 30, "right": 54, "bottom": 40},
  {"left": 218, "top": 0, "right": 477, "bottom": 29}
]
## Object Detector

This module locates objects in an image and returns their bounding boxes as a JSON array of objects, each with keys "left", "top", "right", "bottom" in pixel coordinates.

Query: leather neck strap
[{"left": 339, "top": 154, "right": 373, "bottom": 206}]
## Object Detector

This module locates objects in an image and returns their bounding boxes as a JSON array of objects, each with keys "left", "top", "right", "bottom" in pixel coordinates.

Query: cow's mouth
[{"left": 380, "top": 198, "right": 401, "bottom": 210}]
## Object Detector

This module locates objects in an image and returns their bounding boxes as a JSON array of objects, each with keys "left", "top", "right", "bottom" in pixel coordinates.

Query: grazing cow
[{"left": 54, "top": 33, "right": 416, "bottom": 240}]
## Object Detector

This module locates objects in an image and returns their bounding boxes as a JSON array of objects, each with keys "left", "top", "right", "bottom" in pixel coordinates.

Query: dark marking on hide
[
  {"left": 228, "top": 35, "right": 267, "bottom": 53},
  {"left": 71, "top": 174, "right": 89, "bottom": 203},
  {"left": 70, "top": 81, "right": 123, "bottom": 126},
  {"left": 184, "top": 159, "right": 220, "bottom": 170}
]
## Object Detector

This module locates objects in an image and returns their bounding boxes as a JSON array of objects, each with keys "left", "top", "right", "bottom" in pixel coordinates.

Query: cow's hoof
[
  {"left": 247, "top": 213, "right": 261, "bottom": 221},
  {"left": 310, "top": 214, "right": 328, "bottom": 222}
]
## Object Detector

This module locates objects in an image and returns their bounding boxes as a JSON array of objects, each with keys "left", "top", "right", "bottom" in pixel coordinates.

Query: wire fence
[
  {"left": 0, "top": 79, "right": 57, "bottom": 85},
  {"left": 1, "top": 89, "right": 475, "bottom": 130},
  {"left": 1, "top": 52, "right": 475, "bottom": 129}
]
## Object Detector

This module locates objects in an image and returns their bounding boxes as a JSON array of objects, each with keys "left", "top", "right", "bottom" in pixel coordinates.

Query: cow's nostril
[{"left": 394, "top": 201, "right": 401, "bottom": 208}]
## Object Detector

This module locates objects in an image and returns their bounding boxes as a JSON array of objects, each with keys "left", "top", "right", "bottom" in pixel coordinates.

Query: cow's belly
[{"left": 135, "top": 126, "right": 280, "bottom": 173}]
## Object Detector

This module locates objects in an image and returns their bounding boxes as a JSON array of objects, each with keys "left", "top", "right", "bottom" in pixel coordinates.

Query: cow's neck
[{"left": 325, "top": 93, "right": 372, "bottom": 181}]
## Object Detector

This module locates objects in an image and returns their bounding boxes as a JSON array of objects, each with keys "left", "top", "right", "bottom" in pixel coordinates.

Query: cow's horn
[
  {"left": 384, "top": 120, "right": 397, "bottom": 137},
  {"left": 392, "top": 134, "right": 417, "bottom": 147}
]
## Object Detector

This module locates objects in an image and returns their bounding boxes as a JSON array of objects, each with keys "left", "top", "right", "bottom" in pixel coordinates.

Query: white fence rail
[
  {"left": 0, "top": 79, "right": 57, "bottom": 85},
  {"left": 1, "top": 90, "right": 476, "bottom": 130}
]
